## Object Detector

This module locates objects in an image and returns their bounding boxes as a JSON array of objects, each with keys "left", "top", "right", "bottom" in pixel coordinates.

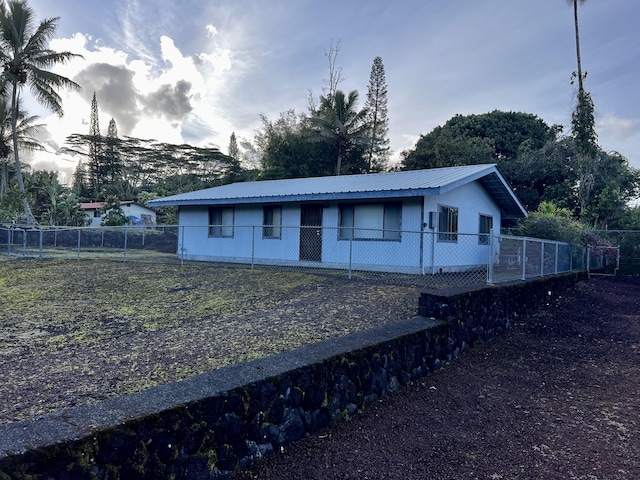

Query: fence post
[
  {"left": 180, "top": 225, "right": 185, "bottom": 266},
  {"left": 39, "top": 228, "right": 43, "bottom": 260},
  {"left": 251, "top": 225, "right": 255, "bottom": 270},
  {"left": 487, "top": 235, "right": 494, "bottom": 284},
  {"left": 431, "top": 231, "right": 436, "bottom": 275},
  {"left": 7, "top": 227, "right": 11, "bottom": 256},
  {"left": 348, "top": 228, "right": 353, "bottom": 279},
  {"left": 521, "top": 239, "right": 527, "bottom": 281},
  {"left": 22, "top": 229, "right": 26, "bottom": 257},
  {"left": 77, "top": 229, "right": 81, "bottom": 260},
  {"left": 123, "top": 225, "right": 128, "bottom": 263}
]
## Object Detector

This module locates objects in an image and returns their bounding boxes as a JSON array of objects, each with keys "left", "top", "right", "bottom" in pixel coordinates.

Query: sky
[{"left": 21, "top": 0, "right": 640, "bottom": 185}]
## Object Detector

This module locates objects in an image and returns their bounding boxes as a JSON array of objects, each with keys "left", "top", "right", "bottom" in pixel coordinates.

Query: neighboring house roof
[
  {"left": 81, "top": 201, "right": 138, "bottom": 210},
  {"left": 148, "top": 164, "right": 527, "bottom": 218},
  {"left": 80, "top": 200, "right": 151, "bottom": 210}
]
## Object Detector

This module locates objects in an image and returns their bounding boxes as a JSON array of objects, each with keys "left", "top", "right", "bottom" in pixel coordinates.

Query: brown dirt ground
[
  {"left": 0, "top": 260, "right": 423, "bottom": 424},
  {"left": 234, "top": 276, "right": 640, "bottom": 480}
]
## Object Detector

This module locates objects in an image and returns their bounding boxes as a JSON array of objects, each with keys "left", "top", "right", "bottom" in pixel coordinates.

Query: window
[
  {"left": 208, "top": 207, "right": 234, "bottom": 237},
  {"left": 263, "top": 206, "right": 282, "bottom": 238},
  {"left": 438, "top": 205, "right": 458, "bottom": 242},
  {"left": 478, "top": 214, "right": 493, "bottom": 245},
  {"left": 339, "top": 202, "right": 401, "bottom": 241}
]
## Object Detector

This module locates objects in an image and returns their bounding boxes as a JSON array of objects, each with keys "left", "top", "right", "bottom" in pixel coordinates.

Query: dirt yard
[
  {"left": 0, "top": 259, "right": 422, "bottom": 424},
  {"left": 235, "top": 276, "right": 640, "bottom": 480}
]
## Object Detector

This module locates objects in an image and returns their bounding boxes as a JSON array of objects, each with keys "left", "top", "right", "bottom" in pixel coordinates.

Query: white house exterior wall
[
  {"left": 175, "top": 182, "right": 502, "bottom": 274},
  {"left": 423, "top": 181, "right": 501, "bottom": 272},
  {"left": 177, "top": 199, "right": 426, "bottom": 272}
]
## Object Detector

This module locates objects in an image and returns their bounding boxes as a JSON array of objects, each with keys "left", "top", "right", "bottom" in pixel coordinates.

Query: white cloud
[{"left": 598, "top": 113, "right": 639, "bottom": 143}]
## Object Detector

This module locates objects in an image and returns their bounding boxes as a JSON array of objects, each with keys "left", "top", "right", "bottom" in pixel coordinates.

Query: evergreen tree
[
  {"left": 88, "top": 92, "right": 102, "bottom": 197},
  {"left": 228, "top": 132, "right": 239, "bottom": 160},
  {"left": 103, "top": 118, "right": 121, "bottom": 184},
  {"left": 364, "top": 56, "right": 390, "bottom": 172}
]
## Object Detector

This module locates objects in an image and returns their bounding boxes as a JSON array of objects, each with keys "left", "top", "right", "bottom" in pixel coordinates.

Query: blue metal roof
[{"left": 148, "top": 164, "right": 527, "bottom": 218}]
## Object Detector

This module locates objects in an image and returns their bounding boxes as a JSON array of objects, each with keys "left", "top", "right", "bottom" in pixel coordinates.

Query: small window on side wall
[
  {"left": 478, "top": 214, "right": 493, "bottom": 245},
  {"left": 438, "top": 205, "right": 458, "bottom": 242},
  {"left": 209, "top": 207, "right": 234, "bottom": 237},
  {"left": 263, "top": 206, "right": 282, "bottom": 239}
]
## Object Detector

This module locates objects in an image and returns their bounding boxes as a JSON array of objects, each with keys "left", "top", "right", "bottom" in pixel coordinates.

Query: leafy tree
[
  {"left": 0, "top": 0, "right": 81, "bottom": 224},
  {"left": 100, "top": 195, "right": 129, "bottom": 226},
  {"left": 256, "top": 110, "right": 335, "bottom": 180},
  {"left": 364, "top": 56, "right": 390, "bottom": 172},
  {"left": 517, "top": 200, "right": 584, "bottom": 244},
  {"left": 63, "top": 134, "right": 240, "bottom": 196},
  {"left": 582, "top": 150, "right": 640, "bottom": 228},
  {"left": 401, "top": 110, "right": 554, "bottom": 171},
  {"left": 503, "top": 136, "right": 578, "bottom": 213},
  {"left": 310, "top": 90, "right": 369, "bottom": 175}
]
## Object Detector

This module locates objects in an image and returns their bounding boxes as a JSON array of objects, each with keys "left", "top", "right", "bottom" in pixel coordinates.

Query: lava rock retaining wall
[{"left": 0, "top": 272, "right": 585, "bottom": 479}]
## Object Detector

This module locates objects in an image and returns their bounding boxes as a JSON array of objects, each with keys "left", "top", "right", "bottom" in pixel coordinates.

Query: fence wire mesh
[{"left": 1, "top": 225, "right": 586, "bottom": 289}]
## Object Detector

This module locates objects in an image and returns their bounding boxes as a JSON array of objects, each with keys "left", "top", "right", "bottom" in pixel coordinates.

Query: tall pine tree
[
  {"left": 228, "top": 132, "right": 239, "bottom": 160},
  {"left": 364, "top": 56, "right": 390, "bottom": 172},
  {"left": 103, "top": 118, "right": 121, "bottom": 184},
  {"left": 88, "top": 92, "right": 102, "bottom": 197}
]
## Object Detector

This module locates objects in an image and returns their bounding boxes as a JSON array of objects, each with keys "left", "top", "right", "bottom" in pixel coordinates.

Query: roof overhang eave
[{"left": 148, "top": 187, "right": 441, "bottom": 207}]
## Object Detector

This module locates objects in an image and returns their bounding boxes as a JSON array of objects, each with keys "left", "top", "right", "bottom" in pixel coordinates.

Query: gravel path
[{"left": 235, "top": 276, "right": 640, "bottom": 480}]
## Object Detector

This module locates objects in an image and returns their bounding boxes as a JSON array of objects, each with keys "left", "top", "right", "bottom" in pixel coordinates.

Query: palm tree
[
  {"left": 0, "top": 96, "right": 42, "bottom": 199},
  {"left": 0, "top": 0, "right": 81, "bottom": 224},
  {"left": 568, "top": 0, "right": 588, "bottom": 94},
  {"left": 311, "top": 90, "right": 369, "bottom": 175}
]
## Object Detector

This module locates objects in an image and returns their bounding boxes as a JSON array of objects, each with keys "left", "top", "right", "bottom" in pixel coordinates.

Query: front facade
[{"left": 149, "top": 165, "right": 527, "bottom": 274}]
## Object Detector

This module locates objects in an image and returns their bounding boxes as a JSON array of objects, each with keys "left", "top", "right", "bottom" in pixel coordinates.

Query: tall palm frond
[
  {"left": 0, "top": 0, "right": 82, "bottom": 224},
  {"left": 0, "top": 94, "right": 43, "bottom": 198},
  {"left": 311, "top": 90, "right": 369, "bottom": 175}
]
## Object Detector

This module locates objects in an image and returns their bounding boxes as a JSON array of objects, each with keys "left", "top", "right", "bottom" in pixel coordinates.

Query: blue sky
[{"left": 23, "top": 0, "right": 640, "bottom": 184}]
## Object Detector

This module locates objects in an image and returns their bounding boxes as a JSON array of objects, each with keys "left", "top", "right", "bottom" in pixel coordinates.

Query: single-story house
[
  {"left": 148, "top": 164, "right": 527, "bottom": 274},
  {"left": 81, "top": 201, "right": 157, "bottom": 227}
]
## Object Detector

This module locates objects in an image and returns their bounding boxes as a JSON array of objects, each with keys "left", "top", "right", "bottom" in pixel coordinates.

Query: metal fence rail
[{"left": 0, "top": 224, "right": 586, "bottom": 288}]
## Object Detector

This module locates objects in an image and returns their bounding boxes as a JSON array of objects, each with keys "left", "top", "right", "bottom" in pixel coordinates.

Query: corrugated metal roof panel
[{"left": 147, "top": 164, "right": 527, "bottom": 217}]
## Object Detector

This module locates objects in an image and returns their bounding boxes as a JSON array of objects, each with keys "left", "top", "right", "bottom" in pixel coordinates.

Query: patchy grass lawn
[{"left": 0, "top": 259, "right": 421, "bottom": 424}]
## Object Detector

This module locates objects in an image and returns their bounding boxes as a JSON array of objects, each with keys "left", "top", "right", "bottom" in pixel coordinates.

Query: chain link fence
[
  {"left": 0, "top": 225, "right": 180, "bottom": 264},
  {"left": 1, "top": 224, "right": 587, "bottom": 289},
  {"left": 489, "top": 235, "right": 585, "bottom": 284}
]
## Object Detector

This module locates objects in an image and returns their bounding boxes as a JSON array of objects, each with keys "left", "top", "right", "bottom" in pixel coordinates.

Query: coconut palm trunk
[
  {"left": 10, "top": 88, "right": 35, "bottom": 223},
  {"left": 572, "top": 0, "right": 586, "bottom": 94}
]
